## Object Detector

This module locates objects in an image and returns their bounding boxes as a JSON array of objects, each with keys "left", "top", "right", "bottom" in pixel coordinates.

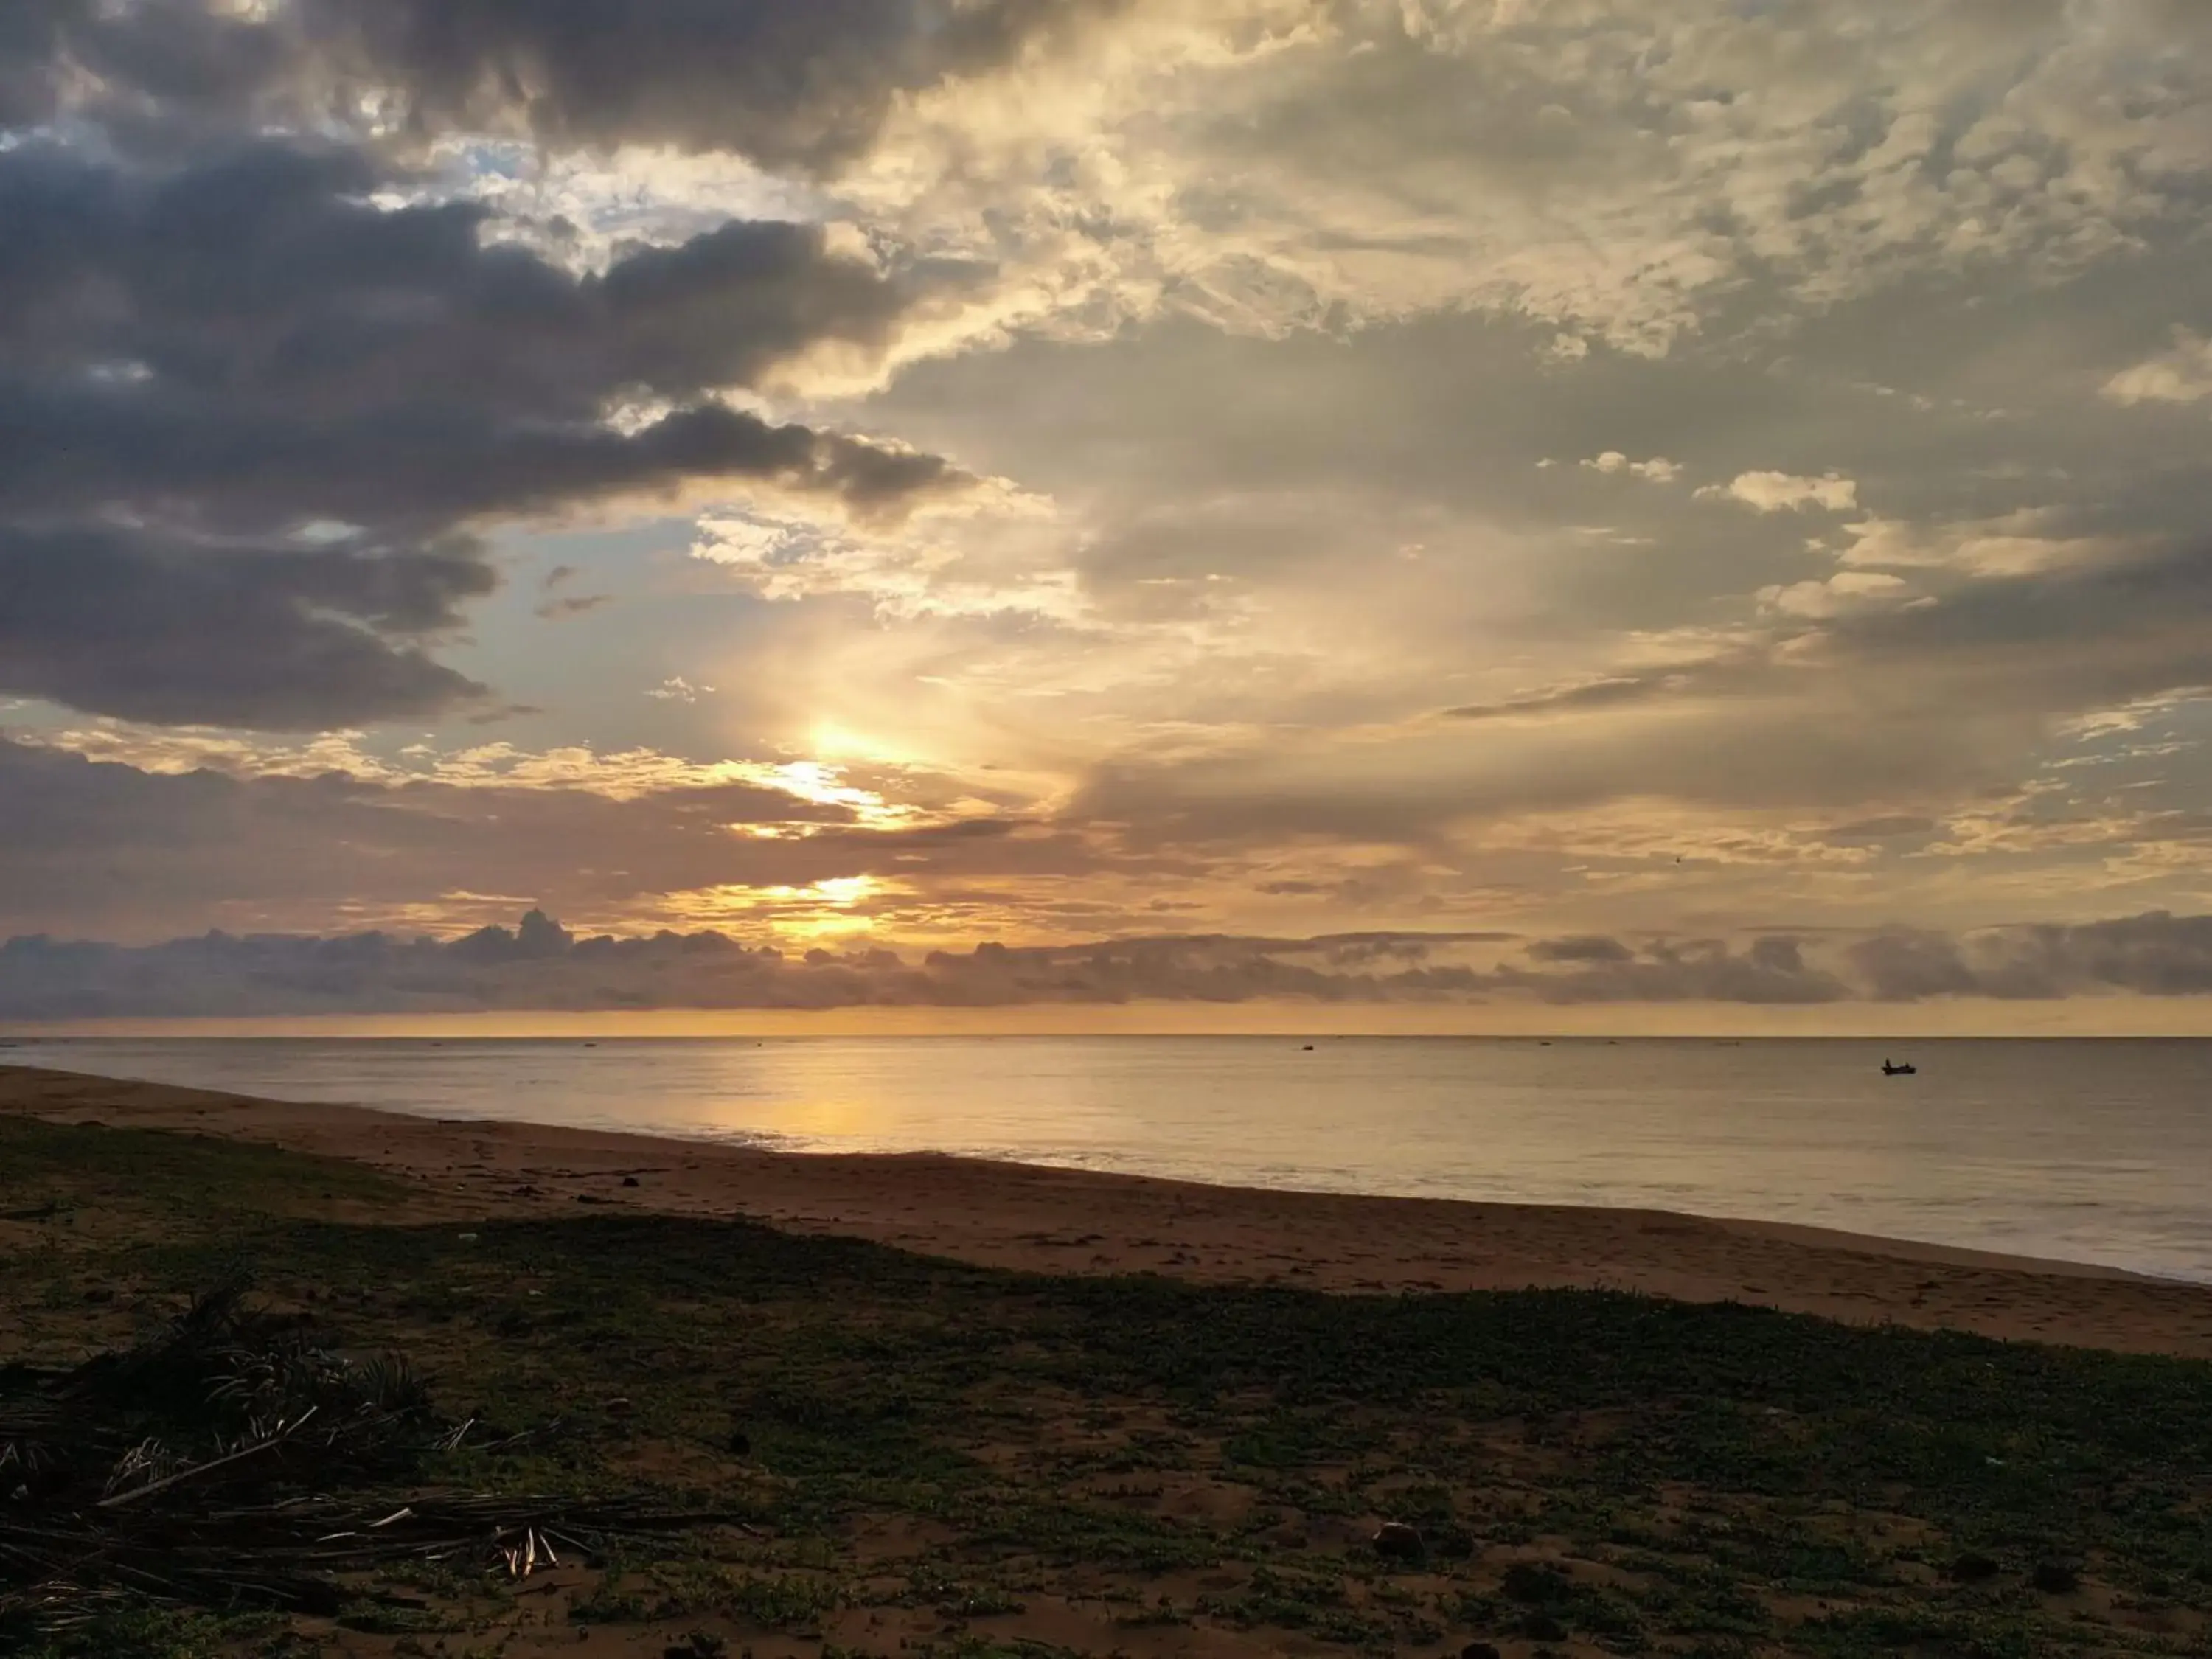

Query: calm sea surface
[{"left": 8, "top": 1036, "right": 2212, "bottom": 1281}]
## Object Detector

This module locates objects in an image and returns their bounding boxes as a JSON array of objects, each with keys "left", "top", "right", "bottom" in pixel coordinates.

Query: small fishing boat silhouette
[{"left": 1882, "top": 1058, "right": 1917, "bottom": 1076}]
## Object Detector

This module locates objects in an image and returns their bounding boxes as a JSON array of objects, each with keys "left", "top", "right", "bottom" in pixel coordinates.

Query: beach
[
  {"left": 10, "top": 1059, "right": 2212, "bottom": 1658},
  {"left": 8, "top": 1060, "right": 2209, "bottom": 1358}
]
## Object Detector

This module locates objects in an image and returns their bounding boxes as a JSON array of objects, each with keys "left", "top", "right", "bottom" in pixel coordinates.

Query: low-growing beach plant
[{"left": 4, "top": 1112, "right": 2212, "bottom": 1657}]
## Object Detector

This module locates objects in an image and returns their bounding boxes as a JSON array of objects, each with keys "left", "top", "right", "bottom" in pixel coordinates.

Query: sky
[{"left": 6, "top": 0, "right": 2212, "bottom": 1027}]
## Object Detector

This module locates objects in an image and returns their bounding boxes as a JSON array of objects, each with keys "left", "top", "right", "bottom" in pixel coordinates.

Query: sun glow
[
  {"left": 809, "top": 722, "right": 919, "bottom": 766},
  {"left": 752, "top": 759, "right": 919, "bottom": 830},
  {"left": 661, "top": 874, "right": 887, "bottom": 943}
]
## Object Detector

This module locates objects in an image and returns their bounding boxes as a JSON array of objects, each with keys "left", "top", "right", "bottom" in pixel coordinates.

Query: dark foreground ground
[{"left": 3, "top": 1113, "right": 2211, "bottom": 1659}]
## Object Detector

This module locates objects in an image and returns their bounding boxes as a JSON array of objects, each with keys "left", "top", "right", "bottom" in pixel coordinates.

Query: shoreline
[{"left": 9, "top": 1060, "right": 2212, "bottom": 1357}]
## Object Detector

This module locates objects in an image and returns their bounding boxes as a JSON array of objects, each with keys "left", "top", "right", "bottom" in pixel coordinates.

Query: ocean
[{"left": 7, "top": 1034, "right": 2211, "bottom": 1282}]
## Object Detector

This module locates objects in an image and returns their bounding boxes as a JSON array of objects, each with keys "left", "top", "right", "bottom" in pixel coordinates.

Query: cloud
[
  {"left": 1582, "top": 452, "right": 1681, "bottom": 483},
  {"left": 687, "top": 483, "right": 1081, "bottom": 620},
  {"left": 0, "top": 1, "right": 74, "bottom": 128},
  {"left": 22, "top": 2, "right": 2212, "bottom": 361},
  {"left": 1070, "top": 525, "right": 2212, "bottom": 872},
  {"left": 0, "top": 136, "right": 963, "bottom": 728},
  {"left": 1527, "top": 935, "right": 1633, "bottom": 964},
  {"left": 535, "top": 593, "right": 614, "bottom": 620},
  {"left": 1700, "top": 471, "right": 1860, "bottom": 513},
  {"left": 1498, "top": 933, "right": 1847, "bottom": 1006},
  {"left": 0, "top": 914, "right": 1441, "bottom": 1019},
  {"left": 1849, "top": 913, "right": 2212, "bottom": 1002},
  {"left": 1756, "top": 571, "right": 1908, "bottom": 620},
  {"left": 0, "top": 524, "right": 493, "bottom": 730},
  {"left": 0, "top": 139, "right": 922, "bottom": 440},
  {"left": 18, "top": 2, "right": 2212, "bottom": 369},
  {"left": 8, "top": 1, "right": 2212, "bottom": 964},
  {"left": 1443, "top": 670, "right": 1736, "bottom": 724},
  {"left": 0, "top": 733, "right": 1092, "bottom": 941},
  {"left": 18, "top": 905, "right": 2212, "bottom": 1019},
  {"left": 1839, "top": 512, "right": 2132, "bottom": 578},
  {"left": 2104, "top": 328, "right": 2212, "bottom": 406},
  {"left": 815, "top": 0, "right": 2212, "bottom": 364},
  {"left": 1823, "top": 539, "right": 2212, "bottom": 715},
  {"left": 0, "top": 0, "right": 1130, "bottom": 173},
  {"left": 290, "top": 0, "right": 1133, "bottom": 173}
]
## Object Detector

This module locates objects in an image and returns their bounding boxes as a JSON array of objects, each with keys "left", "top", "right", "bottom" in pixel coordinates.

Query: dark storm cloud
[
  {"left": 0, "top": 0, "right": 1126, "bottom": 173},
  {"left": 66, "top": 2, "right": 296, "bottom": 138},
  {"left": 0, "top": 1, "right": 301, "bottom": 136},
  {"left": 0, "top": 136, "right": 959, "bottom": 728},
  {"left": 0, "top": 383, "right": 954, "bottom": 533},
  {"left": 292, "top": 0, "right": 1128, "bottom": 171},
  {"left": 0, "top": 140, "right": 914, "bottom": 434},
  {"left": 0, "top": 525, "right": 492, "bottom": 729},
  {"left": 0, "top": 0, "right": 74, "bottom": 127}
]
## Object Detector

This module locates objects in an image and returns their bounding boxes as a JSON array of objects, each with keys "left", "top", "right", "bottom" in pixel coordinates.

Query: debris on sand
[
  {"left": 0, "top": 1272, "right": 738, "bottom": 1637},
  {"left": 1371, "top": 1520, "right": 1424, "bottom": 1562}
]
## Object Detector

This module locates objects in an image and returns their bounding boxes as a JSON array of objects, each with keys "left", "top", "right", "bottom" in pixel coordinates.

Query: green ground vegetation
[{"left": 4, "top": 1113, "right": 2211, "bottom": 1658}]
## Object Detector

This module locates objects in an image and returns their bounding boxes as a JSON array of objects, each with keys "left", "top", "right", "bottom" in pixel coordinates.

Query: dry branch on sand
[{"left": 0, "top": 1273, "right": 734, "bottom": 1635}]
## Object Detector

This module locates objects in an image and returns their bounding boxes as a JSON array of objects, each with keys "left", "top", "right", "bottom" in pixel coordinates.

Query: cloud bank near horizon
[{"left": 9, "top": 908, "right": 2212, "bottom": 1022}]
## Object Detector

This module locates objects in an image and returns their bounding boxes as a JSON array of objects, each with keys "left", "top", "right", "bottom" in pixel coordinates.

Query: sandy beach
[
  {"left": 7, "top": 1060, "right": 2211, "bottom": 1357},
  {"left": 12, "top": 1058, "right": 2212, "bottom": 1658}
]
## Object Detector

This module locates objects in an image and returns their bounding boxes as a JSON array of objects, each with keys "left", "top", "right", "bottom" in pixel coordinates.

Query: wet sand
[{"left": 7, "top": 1061, "right": 2211, "bottom": 1357}]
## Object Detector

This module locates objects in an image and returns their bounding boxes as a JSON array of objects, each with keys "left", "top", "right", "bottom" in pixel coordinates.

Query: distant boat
[{"left": 1882, "top": 1058, "right": 1917, "bottom": 1076}]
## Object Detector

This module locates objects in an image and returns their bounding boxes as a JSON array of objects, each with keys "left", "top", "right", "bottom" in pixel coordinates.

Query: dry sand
[{"left": 8, "top": 1061, "right": 2211, "bottom": 1357}]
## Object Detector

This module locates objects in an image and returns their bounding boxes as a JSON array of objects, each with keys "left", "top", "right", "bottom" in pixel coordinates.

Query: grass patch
[{"left": 4, "top": 1113, "right": 2212, "bottom": 1657}]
